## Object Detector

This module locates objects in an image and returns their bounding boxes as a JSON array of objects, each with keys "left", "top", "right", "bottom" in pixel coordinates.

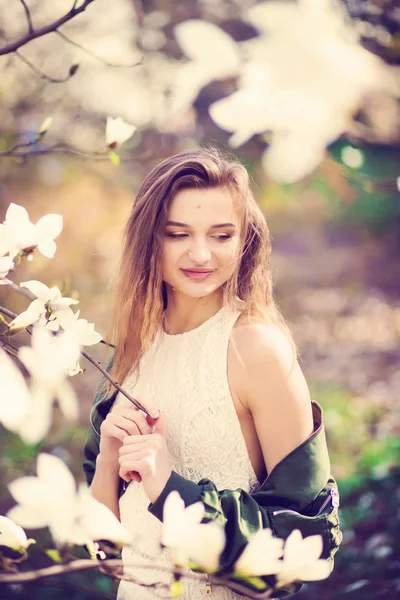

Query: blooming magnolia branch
[
  {"left": 0, "top": 557, "right": 276, "bottom": 599},
  {"left": 0, "top": 303, "right": 148, "bottom": 417},
  {"left": 0, "top": 0, "right": 96, "bottom": 56}
]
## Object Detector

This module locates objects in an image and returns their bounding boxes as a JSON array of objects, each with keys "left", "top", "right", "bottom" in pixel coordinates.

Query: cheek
[
  {"left": 162, "top": 241, "right": 182, "bottom": 273},
  {"left": 217, "top": 240, "right": 241, "bottom": 268}
]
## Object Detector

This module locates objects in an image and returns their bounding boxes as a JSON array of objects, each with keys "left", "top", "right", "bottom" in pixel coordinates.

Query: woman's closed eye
[{"left": 166, "top": 232, "right": 232, "bottom": 241}]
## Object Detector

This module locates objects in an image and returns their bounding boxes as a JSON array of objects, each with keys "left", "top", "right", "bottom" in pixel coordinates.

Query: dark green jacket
[{"left": 84, "top": 389, "right": 342, "bottom": 596}]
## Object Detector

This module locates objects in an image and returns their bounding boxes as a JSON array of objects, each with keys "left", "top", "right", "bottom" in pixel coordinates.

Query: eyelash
[{"left": 166, "top": 233, "right": 232, "bottom": 241}]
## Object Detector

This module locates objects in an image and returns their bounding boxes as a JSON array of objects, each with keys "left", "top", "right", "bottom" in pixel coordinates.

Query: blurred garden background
[{"left": 0, "top": 0, "right": 399, "bottom": 598}]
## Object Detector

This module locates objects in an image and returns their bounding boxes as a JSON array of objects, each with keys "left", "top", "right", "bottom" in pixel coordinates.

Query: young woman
[{"left": 84, "top": 148, "right": 340, "bottom": 598}]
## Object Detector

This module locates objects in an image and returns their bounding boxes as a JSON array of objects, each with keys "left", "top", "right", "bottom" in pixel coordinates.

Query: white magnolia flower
[
  {"left": 234, "top": 528, "right": 284, "bottom": 577},
  {"left": 8, "top": 454, "right": 131, "bottom": 546},
  {"left": 57, "top": 309, "right": 102, "bottom": 346},
  {"left": 209, "top": 0, "right": 396, "bottom": 182},
  {"left": 9, "top": 281, "right": 78, "bottom": 331},
  {"left": 17, "top": 327, "right": 81, "bottom": 443},
  {"left": 162, "top": 491, "right": 225, "bottom": 572},
  {"left": 105, "top": 117, "right": 136, "bottom": 148},
  {"left": 50, "top": 308, "right": 102, "bottom": 376},
  {"left": 0, "top": 224, "right": 13, "bottom": 256},
  {"left": 0, "top": 348, "right": 32, "bottom": 436},
  {"left": 276, "top": 529, "right": 331, "bottom": 587},
  {"left": 3, "top": 203, "right": 63, "bottom": 259},
  {"left": 0, "top": 256, "right": 14, "bottom": 284},
  {"left": 170, "top": 20, "right": 240, "bottom": 113},
  {"left": 0, "top": 516, "right": 33, "bottom": 551}
]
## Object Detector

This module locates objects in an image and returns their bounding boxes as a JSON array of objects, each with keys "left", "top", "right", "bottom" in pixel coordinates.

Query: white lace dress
[{"left": 115, "top": 306, "right": 260, "bottom": 599}]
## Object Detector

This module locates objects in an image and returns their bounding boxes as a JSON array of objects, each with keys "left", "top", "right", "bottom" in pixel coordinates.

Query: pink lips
[{"left": 181, "top": 269, "right": 215, "bottom": 280}]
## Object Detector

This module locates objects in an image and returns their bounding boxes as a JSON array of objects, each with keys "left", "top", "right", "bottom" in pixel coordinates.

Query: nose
[{"left": 187, "top": 237, "right": 211, "bottom": 265}]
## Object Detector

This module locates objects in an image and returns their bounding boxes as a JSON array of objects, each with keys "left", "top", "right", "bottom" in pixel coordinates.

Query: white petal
[
  {"left": 44, "top": 318, "right": 60, "bottom": 332},
  {"left": 0, "top": 256, "right": 14, "bottom": 278},
  {"left": 174, "top": 20, "right": 240, "bottom": 75},
  {"left": 0, "top": 516, "right": 29, "bottom": 549},
  {"left": 35, "top": 214, "right": 63, "bottom": 241},
  {"left": 53, "top": 297, "right": 79, "bottom": 309},
  {"left": 74, "top": 320, "right": 102, "bottom": 346},
  {"left": 18, "top": 386, "right": 52, "bottom": 445},
  {"left": 37, "top": 239, "right": 57, "bottom": 259},
  {"left": 300, "top": 559, "right": 332, "bottom": 581},
  {"left": 183, "top": 501, "right": 204, "bottom": 526},
  {"left": 301, "top": 534, "right": 324, "bottom": 561},
  {"left": 20, "top": 280, "right": 51, "bottom": 302},
  {"left": 56, "top": 382, "right": 78, "bottom": 421},
  {"left": 235, "top": 529, "right": 284, "bottom": 576},
  {"left": 0, "top": 224, "right": 13, "bottom": 256},
  {"left": 209, "top": 90, "right": 270, "bottom": 146},
  {"left": 7, "top": 505, "right": 49, "bottom": 530},
  {"left": 185, "top": 523, "right": 225, "bottom": 572},
  {"left": 8, "top": 477, "right": 49, "bottom": 510},
  {"left": 4, "top": 203, "right": 30, "bottom": 227},
  {"left": 54, "top": 307, "right": 77, "bottom": 331},
  {"left": 261, "top": 137, "right": 325, "bottom": 183},
  {"left": 247, "top": 1, "right": 297, "bottom": 33},
  {"left": 105, "top": 117, "right": 136, "bottom": 146},
  {"left": 0, "top": 349, "right": 31, "bottom": 431},
  {"left": 37, "top": 453, "right": 76, "bottom": 499},
  {"left": 11, "top": 299, "right": 45, "bottom": 330},
  {"left": 283, "top": 529, "right": 303, "bottom": 563},
  {"left": 168, "top": 62, "right": 213, "bottom": 114},
  {"left": 78, "top": 486, "right": 132, "bottom": 544}
]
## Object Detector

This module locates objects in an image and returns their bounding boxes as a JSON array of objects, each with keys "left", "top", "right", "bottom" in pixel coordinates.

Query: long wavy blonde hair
[{"left": 108, "top": 146, "right": 293, "bottom": 390}]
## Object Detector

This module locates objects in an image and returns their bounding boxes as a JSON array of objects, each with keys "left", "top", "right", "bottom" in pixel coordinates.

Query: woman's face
[{"left": 162, "top": 186, "right": 242, "bottom": 299}]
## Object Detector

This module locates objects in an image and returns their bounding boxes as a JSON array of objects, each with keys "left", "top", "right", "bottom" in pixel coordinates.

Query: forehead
[{"left": 168, "top": 187, "right": 241, "bottom": 225}]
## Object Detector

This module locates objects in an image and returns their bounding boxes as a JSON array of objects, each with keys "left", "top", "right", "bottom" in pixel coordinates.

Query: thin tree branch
[
  {"left": 19, "top": 0, "right": 34, "bottom": 34},
  {"left": 0, "top": 141, "right": 109, "bottom": 161},
  {"left": 0, "top": 338, "right": 20, "bottom": 361},
  {"left": 55, "top": 31, "right": 143, "bottom": 68},
  {"left": 0, "top": 557, "right": 274, "bottom": 598},
  {"left": 0, "top": 140, "right": 151, "bottom": 163},
  {"left": 15, "top": 51, "right": 79, "bottom": 84},
  {"left": 0, "top": 0, "right": 96, "bottom": 56}
]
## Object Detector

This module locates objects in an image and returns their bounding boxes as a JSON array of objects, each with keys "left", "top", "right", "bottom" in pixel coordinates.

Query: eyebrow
[{"left": 166, "top": 221, "right": 236, "bottom": 229}]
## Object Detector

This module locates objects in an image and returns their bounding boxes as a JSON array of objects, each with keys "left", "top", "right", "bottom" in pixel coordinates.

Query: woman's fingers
[
  {"left": 119, "top": 450, "right": 157, "bottom": 480},
  {"left": 108, "top": 405, "right": 154, "bottom": 436},
  {"left": 100, "top": 419, "right": 129, "bottom": 442}
]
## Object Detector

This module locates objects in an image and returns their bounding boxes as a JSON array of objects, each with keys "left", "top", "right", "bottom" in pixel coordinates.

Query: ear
[{"left": 153, "top": 411, "right": 167, "bottom": 438}]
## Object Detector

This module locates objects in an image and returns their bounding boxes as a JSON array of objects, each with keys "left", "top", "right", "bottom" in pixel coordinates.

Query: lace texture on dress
[{"left": 115, "top": 307, "right": 260, "bottom": 599}]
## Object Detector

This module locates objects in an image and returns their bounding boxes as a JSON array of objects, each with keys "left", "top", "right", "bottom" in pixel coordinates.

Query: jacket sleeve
[
  {"left": 148, "top": 402, "right": 340, "bottom": 575},
  {"left": 83, "top": 422, "right": 100, "bottom": 487},
  {"left": 82, "top": 356, "right": 115, "bottom": 487}
]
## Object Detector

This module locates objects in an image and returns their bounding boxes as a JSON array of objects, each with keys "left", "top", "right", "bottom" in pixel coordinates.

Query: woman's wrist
[{"left": 96, "top": 452, "right": 120, "bottom": 476}]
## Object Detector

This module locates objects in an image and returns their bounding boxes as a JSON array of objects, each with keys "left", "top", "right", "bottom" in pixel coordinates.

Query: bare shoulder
[
  {"left": 231, "top": 313, "right": 296, "bottom": 372},
  {"left": 230, "top": 312, "right": 311, "bottom": 416}
]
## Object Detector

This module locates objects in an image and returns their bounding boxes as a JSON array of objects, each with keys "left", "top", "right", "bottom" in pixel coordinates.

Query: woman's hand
[
  {"left": 99, "top": 403, "right": 159, "bottom": 470},
  {"left": 118, "top": 412, "right": 172, "bottom": 503}
]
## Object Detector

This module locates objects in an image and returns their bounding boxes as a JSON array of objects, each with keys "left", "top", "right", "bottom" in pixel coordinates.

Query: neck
[{"left": 163, "top": 288, "right": 223, "bottom": 335}]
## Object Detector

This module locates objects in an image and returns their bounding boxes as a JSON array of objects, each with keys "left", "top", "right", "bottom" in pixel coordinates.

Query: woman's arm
[{"left": 231, "top": 320, "right": 314, "bottom": 476}]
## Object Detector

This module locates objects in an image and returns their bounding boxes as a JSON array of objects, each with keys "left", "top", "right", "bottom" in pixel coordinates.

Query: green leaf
[
  {"left": 46, "top": 549, "right": 63, "bottom": 563},
  {"left": 109, "top": 150, "right": 120, "bottom": 165}
]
